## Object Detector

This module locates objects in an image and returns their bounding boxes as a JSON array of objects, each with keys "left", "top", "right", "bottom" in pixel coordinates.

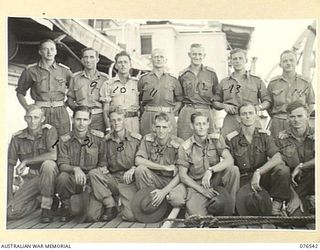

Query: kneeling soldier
[
  {"left": 135, "top": 112, "right": 186, "bottom": 211},
  {"left": 87, "top": 107, "right": 142, "bottom": 222},
  {"left": 226, "top": 102, "right": 290, "bottom": 216},
  {"left": 178, "top": 111, "right": 240, "bottom": 216},
  {"left": 275, "top": 101, "right": 315, "bottom": 216},
  {"left": 7, "top": 105, "right": 59, "bottom": 223},
  {"left": 56, "top": 106, "right": 105, "bottom": 222}
]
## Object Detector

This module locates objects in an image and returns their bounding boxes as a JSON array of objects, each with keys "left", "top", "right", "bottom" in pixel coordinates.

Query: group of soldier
[{"left": 7, "top": 38, "right": 315, "bottom": 225}]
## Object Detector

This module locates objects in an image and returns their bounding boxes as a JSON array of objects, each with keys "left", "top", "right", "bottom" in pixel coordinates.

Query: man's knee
[
  {"left": 87, "top": 168, "right": 101, "bottom": 179},
  {"left": 224, "top": 165, "right": 240, "bottom": 177},
  {"left": 56, "top": 172, "right": 71, "bottom": 188},
  {"left": 273, "top": 163, "right": 290, "bottom": 177},
  {"left": 41, "top": 160, "right": 58, "bottom": 174},
  {"left": 134, "top": 165, "right": 149, "bottom": 178},
  {"left": 167, "top": 184, "right": 187, "bottom": 207}
]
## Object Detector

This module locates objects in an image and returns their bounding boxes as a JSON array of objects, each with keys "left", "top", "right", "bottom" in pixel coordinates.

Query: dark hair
[
  {"left": 238, "top": 102, "right": 257, "bottom": 114},
  {"left": 38, "top": 39, "right": 56, "bottom": 50},
  {"left": 115, "top": 51, "right": 131, "bottom": 63},
  {"left": 190, "top": 43, "right": 204, "bottom": 50},
  {"left": 280, "top": 50, "right": 297, "bottom": 61},
  {"left": 73, "top": 106, "right": 92, "bottom": 118},
  {"left": 153, "top": 112, "right": 170, "bottom": 124},
  {"left": 286, "top": 100, "right": 309, "bottom": 114},
  {"left": 230, "top": 48, "right": 247, "bottom": 59},
  {"left": 81, "top": 47, "right": 99, "bottom": 58},
  {"left": 190, "top": 111, "right": 209, "bottom": 124},
  {"left": 25, "top": 104, "right": 45, "bottom": 116}
]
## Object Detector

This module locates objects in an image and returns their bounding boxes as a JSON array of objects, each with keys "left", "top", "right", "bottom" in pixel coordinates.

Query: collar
[
  {"left": 69, "top": 130, "right": 92, "bottom": 143},
  {"left": 229, "top": 70, "right": 250, "bottom": 80},
  {"left": 80, "top": 70, "right": 101, "bottom": 80},
  {"left": 109, "top": 129, "right": 133, "bottom": 142},
  {"left": 17, "top": 128, "right": 44, "bottom": 140},
  {"left": 237, "top": 127, "right": 260, "bottom": 147},
  {"left": 279, "top": 73, "right": 298, "bottom": 82},
  {"left": 285, "top": 125, "right": 314, "bottom": 141},
  {"left": 186, "top": 64, "right": 205, "bottom": 74},
  {"left": 150, "top": 134, "right": 174, "bottom": 148},
  {"left": 113, "top": 74, "right": 134, "bottom": 83},
  {"left": 189, "top": 135, "right": 214, "bottom": 148},
  {"left": 38, "top": 60, "right": 57, "bottom": 69},
  {"left": 150, "top": 70, "right": 168, "bottom": 77}
]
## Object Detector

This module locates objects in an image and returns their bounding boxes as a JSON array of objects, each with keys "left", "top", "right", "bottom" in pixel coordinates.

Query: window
[{"left": 140, "top": 35, "right": 152, "bottom": 55}]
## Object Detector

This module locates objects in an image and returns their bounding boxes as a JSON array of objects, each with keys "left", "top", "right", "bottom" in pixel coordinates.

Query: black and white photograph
[{"left": 6, "top": 17, "right": 316, "bottom": 231}]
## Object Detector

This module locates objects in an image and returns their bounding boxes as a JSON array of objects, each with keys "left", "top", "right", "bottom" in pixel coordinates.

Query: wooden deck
[{"left": 6, "top": 208, "right": 315, "bottom": 230}]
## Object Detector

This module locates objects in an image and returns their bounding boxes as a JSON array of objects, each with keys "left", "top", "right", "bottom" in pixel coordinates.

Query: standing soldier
[
  {"left": 214, "top": 48, "right": 271, "bottom": 137},
  {"left": 177, "top": 112, "right": 240, "bottom": 216},
  {"left": 226, "top": 103, "right": 290, "bottom": 216},
  {"left": 178, "top": 43, "right": 220, "bottom": 140},
  {"left": 67, "top": 48, "right": 109, "bottom": 132},
  {"left": 16, "top": 39, "right": 73, "bottom": 136},
  {"left": 56, "top": 106, "right": 105, "bottom": 222},
  {"left": 138, "top": 49, "right": 183, "bottom": 136},
  {"left": 87, "top": 107, "right": 142, "bottom": 222},
  {"left": 267, "top": 50, "right": 315, "bottom": 137},
  {"left": 135, "top": 112, "right": 186, "bottom": 210},
  {"left": 275, "top": 101, "right": 315, "bottom": 216},
  {"left": 7, "top": 105, "right": 59, "bottom": 223},
  {"left": 100, "top": 51, "right": 140, "bottom": 133}
]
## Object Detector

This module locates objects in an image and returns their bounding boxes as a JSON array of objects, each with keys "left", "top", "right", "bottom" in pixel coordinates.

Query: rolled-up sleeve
[
  {"left": 136, "top": 137, "right": 149, "bottom": 159},
  {"left": 57, "top": 139, "right": 70, "bottom": 167},
  {"left": 173, "top": 77, "right": 183, "bottom": 102},
  {"left": 176, "top": 146, "right": 190, "bottom": 169},
  {"left": 8, "top": 138, "right": 18, "bottom": 166},
  {"left": 258, "top": 78, "right": 271, "bottom": 103},
  {"left": 16, "top": 69, "right": 33, "bottom": 96}
]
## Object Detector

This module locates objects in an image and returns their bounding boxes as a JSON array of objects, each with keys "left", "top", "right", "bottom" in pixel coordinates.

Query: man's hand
[
  {"left": 201, "top": 187, "right": 219, "bottom": 199},
  {"left": 167, "top": 164, "right": 178, "bottom": 176},
  {"left": 291, "top": 164, "right": 303, "bottom": 187},
  {"left": 251, "top": 171, "right": 262, "bottom": 192},
  {"left": 151, "top": 189, "right": 168, "bottom": 207},
  {"left": 123, "top": 167, "right": 136, "bottom": 184},
  {"left": 16, "top": 161, "right": 27, "bottom": 176},
  {"left": 202, "top": 170, "right": 212, "bottom": 189},
  {"left": 287, "top": 195, "right": 304, "bottom": 215},
  {"left": 223, "top": 104, "right": 238, "bottom": 115},
  {"left": 99, "top": 166, "right": 109, "bottom": 175},
  {"left": 74, "top": 167, "right": 86, "bottom": 186}
]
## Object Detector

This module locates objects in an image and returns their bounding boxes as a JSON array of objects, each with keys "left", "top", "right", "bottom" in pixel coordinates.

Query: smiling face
[
  {"left": 110, "top": 112, "right": 126, "bottom": 133},
  {"left": 191, "top": 116, "right": 209, "bottom": 137},
  {"left": 115, "top": 55, "right": 131, "bottom": 75},
  {"left": 81, "top": 49, "right": 99, "bottom": 70},
  {"left": 73, "top": 111, "right": 91, "bottom": 133},
  {"left": 231, "top": 51, "right": 247, "bottom": 72},
  {"left": 24, "top": 108, "right": 45, "bottom": 131},
  {"left": 38, "top": 41, "right": 57, "bottom": 61},
  {"left": 288, "top": 107, "right": 309, "bottom": 130},
  {"left": 188, "top": 46, "right": 205, "bottom": 66},
  {"left": 239, "top": 104, "right": 257, "bottom": 127},
  {"left": 280, "top": 52, "right": 297, "bottom": 74}
]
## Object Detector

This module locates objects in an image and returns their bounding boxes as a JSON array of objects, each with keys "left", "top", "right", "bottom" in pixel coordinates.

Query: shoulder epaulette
[
  {"left": 208, "top": 132, "right": 220, "bottom": 140},
  {"left": 205, "top": 66, "right": 216, "bottom": 73},
  {"left": 145, "top": 133, "right": 156, "bottom": 142},
  {"left": 226, "top": 131, "right": 239, "bottom": 141},
  {"left": 248, "top": 73, "right": 261, "bottom": 79},
  {"left": 139, "top": 72, "right": 150, "bottom": 79},
  {"left": 90, "top": 129, "right": 104, "bottom": 138},
  {"left": 179, "top": 68, "right": 190, "bottom": 77},
  {"left": 73, "top": 71, "right": 82, "bottom": 77},
  {"left": 99, "top": 71, "right": 110, "bottom": 79},
  {"left": 258, "top": 129, "right": 271, "bottom": 136},
  {"left": 42, "top": 124, "right": 52, "bottom": 130},
  {"left": 12, "top": 130, "right": 23, "bottom": 137},
  {"left": 297, "top": 74, "right": 310, "bottom": 83},
  {"left": 57, "top": 63, "right": 70, "bottom": 70},
  {"left": 130, "top": 76, "right": 139, "bottom": 81},
  {"left": 104, "top": 134, "right": 111, "bottom": 141},
  {"left": 26, "top": 63, "right": 37, "bottom": 69},
  {"left": 269, "top": 75, "right": 282, "bottom": 82},
  {"left": 170, "top": 137, "right": 182, "bottom": 149},
  {"left": 130, "top": 132, "right": 142, "bottom": 141},
  {"left": 181, "top": 138, "right": 192, "bottom": 151},
  {"left": 60, "top": 133, "right": 71, "bottom": 142}
]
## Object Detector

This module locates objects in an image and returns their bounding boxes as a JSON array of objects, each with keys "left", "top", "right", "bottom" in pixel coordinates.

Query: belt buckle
[{"left": 50, "top": 102, "right": 55, "bottom": 108}]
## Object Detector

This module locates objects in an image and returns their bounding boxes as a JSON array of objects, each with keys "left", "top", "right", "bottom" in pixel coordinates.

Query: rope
[{"left": 163, "top": 215, "right": 315, "bottom": 228}]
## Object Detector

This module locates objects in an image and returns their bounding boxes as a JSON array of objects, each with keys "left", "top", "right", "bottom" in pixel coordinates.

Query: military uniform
[
  {"left": 87, "top": 130, "right": 142, "bottom": 221},
  {"left": 226, "top": 128, "right": 291, "bottom": 204},
  {"left": 135, "top": 133, "right": 186, "bottom": 207},
  {"left": 217, "top": 71, "right": 271, "bottom": 137},
  {"left": 267, "top": 74, "right": 315, "bottom": 137},
  {"left": 56, "top": 129, "right": 106, "bottom": 218},
  {"left": 275, "top": 126, "right": 315, "bottom": 203},
  {"left": 177, "top": 133, "right": 240, "bottom": 215},
  {"left": 138, "top": 71, "right": 183, "bottom": 136},
  {"left": 16, "top": 61, "right": 73, "bottom": 135},
  {"left": 68, "top": 70, "right": 109, "bottom": 132},
  {"left": 100, "top": 74, "right": 140, "bottom": 133},
  {"left": 7, "top": 124, "right": 59, "bottom": 220},
  {"left": 178, "top": 65, "right": 220, "bottom": 140}
]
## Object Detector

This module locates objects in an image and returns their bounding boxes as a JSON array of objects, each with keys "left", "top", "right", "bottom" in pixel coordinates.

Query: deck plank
[
  {"left": 261, "top": 224, "right": 276, "bottom": 229},
  {"left": 7, "top": 211, "right": 41, "bottom": 229},
  {"left": 145, "top": 222, "right": 162, "bottom": 228},
  {"left": 306, "top": 223, "right": 316, "bottom": 230},
  {"left": 247, "top": 225, "right": 261, "bottom": 229},
  {"left": 102, "top": 216, "right": 123, "bottom": 228},
  {"left": 73, "top": 222, "right": 93, "bottom": 228},
  {"left": 88, "top": 222, "right": 108, "bottom": 228},
  {"left": 130, "top": 223, "right": 146, "bottom": 228},
  {"left": 59, "top": 218, "right": 79, "bottom": 229},
  {"left": 31, "top": 222, "right": 51, "bottom": 229},
  {"left": 44, "top": 219, "right": 68, "bottom": 229},
  {"left": 117, "top": 221, "right": 134, "bottom": 228},
  {"left": 15, "top": 217, "right": 44, "bottom": 229}
]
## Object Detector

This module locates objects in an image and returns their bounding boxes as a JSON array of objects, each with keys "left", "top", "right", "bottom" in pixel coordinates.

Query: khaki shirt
[
  {"left": 8, "top": 124, "right": 58, "bottom": 170},
  {"left": 138, "top": 71, "right": 183, "bottom": 107},
  {"left": 104, "top": 129, "right": 142, "bottom": 173},
  {"left": 177, "top": 133, "right": 226, "bottom": 180},
  {"left": 100, "top": 75, "right": 139, "bottom": 112},
  {"left": 67, "top": 70, "right": 109, "bottom": 108},
  {"left": 16, "top": 61, "right": 73, "bottom": 101},
  {"left": 179, "top": 65, "right": 220, "bottom": 105},
  {"left": 57, "top": 129, "right": 105, "bottom": 172},
  {"left": 136, "top": 133, "right": 183, "bottom": 177},
  {"left": 217, "top": 71, "right": 271, "bottom": 107},
  {"left": 267, "top": 74, "right": 315, "bottom": 116},
  {"left": 226, "top": 128, "right": 278, "bottom": 174},
  {"left": 275, "top": 126, "right": 315, "bottom": 169}
]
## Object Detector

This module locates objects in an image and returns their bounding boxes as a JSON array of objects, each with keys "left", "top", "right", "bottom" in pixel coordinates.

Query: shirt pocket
[
  {"left": 242, "top": 84, "right": 258, "bottom": 103},
  {"left": 271, "top": 87, "right": 287, "bottom": 107},
  {"left": 86, "top": 146, "right": 99, "bottom": 165},
  {"left": 197, "top": 80, "right": 212, "bottom": 99},
  {"left": 182, "top": 79, "right": 195, "bottom": 97},
  {"left": 255, "top": 144, "right": 267, "bottom": 167},
  {"left": 34, "top": 74, "right": 49, "bottom": 93},
  {"left": 54, "top": 77, "right": 67, "bottom": 93},
  {"left": 142, "top": 82, "right": 157, "bottom": 102},
  {"left": 18, "top": 145, "right": 33, "bottom": 159},
  {"left": 74, "top": 84, "right": 87, "bottom": 102},
  {"left": 234, "top": 147, "right": 250, "bottom": 172},
  {"left": 164, "top": 83, "right": 175, "bottom": 102}
]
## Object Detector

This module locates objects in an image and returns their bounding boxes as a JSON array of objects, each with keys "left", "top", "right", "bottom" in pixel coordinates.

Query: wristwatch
[
  {"left": 208, "top": 167, "right": 215, "bottom": 174},
  {"left": 255, "top": 168, "right": 261, "bottom": 174},
  {"left": 298, "top": 163, "right": 304, "bottom": 169}
]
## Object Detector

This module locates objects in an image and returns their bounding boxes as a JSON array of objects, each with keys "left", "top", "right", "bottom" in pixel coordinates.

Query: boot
[
  {"left": 272, "top": 200, "right": 283, "bottom": 216},
  {"left": 40, "top": 208, "right": 53, "bottom": 223}
]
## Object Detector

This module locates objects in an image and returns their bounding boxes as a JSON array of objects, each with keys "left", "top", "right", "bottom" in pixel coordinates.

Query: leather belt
[
  {"left": 90, "top": 108, "right": 103, "bottom": 115},
  {"left": 240, "top": 170, "right": 255, "bottom": 177},
  {"left": 145, "top": 106, "right": 173, "bottom": 113},
  {"left": 125, "top": 111, "right": 139, "bottom": 118},
  {"left": 185, "top": 103, "right": 211, "bottom": 109},
  {"left": 272, "top": 114, "right": 287, "bottom": 120},
  {"left": 35, "top": 100, "right": 65, "bottom": 108}
]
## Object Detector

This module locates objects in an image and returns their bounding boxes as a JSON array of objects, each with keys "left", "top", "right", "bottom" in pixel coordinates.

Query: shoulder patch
[
  {"left": 57, "top": 63, "right": 70, "bottom": 70},
  {"left": 226, "top": 131, "right": 239, "bottom": 141},
  {"left": 208, "top": 132, "right": 220, "bottom": 140},
  {"left": 12, "top": 130, "right": 23, "bottom": 137},
  {"left": 205, "top": 66, "right": 216, "bottom": 73},
  {"left": 42, "top": 124, "right": 52, "bottom": 130},
  {"left": 130, "top": 132, "right": 142, "bottom": 141},
  {"left": 60, "top": 133, "right": 71, "bottom": 142},
  {"left": 73, "top": 71, "right": 82, "bottom": 77},
  {"left": 258, "top": 129, "right": 271, "bottom": 136},
  {"left": 170, "top": 137, "right": 182, "bottom": 149},
  {"left": 145, "top": 133, "right": 156, "bottom": 142},
  {"left": 181, "top": 138, "right": 192, "bottom": 151},
  {"left": 90, "top": 129, "right": 104, "bottom": 138},
  {"left": 26, "top": 63, "right": 37, "bottom": 69}
]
